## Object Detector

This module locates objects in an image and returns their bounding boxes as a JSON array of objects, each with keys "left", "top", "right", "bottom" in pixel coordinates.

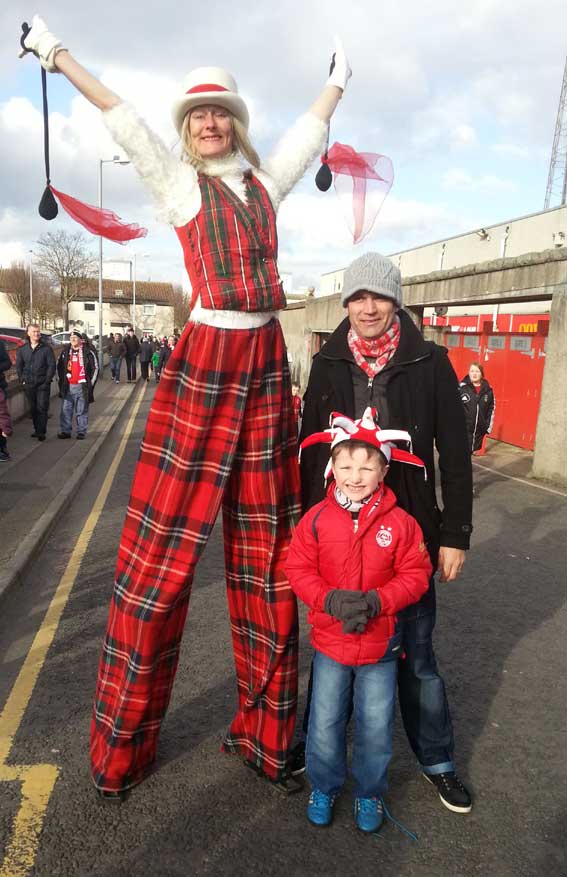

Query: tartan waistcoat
[{"left": 175, "top": 171, "right": 287, "bottom": 312}]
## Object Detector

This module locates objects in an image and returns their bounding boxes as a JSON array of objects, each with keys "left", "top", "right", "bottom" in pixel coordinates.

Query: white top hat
[{"left": 171, "top": 67, "right": 250, "bottom": 135}]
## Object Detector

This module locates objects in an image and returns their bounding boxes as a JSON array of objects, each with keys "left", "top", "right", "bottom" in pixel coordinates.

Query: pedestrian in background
[
  {"left": 107, "top": 333, "right": 126, "bottom": 383},
  {"left": 0, "top": 338, "right": 13, "bottom": 461},
  {"left": 124, "top": 327, "right": 140, "bottom": 382},
  {"left": 15, "top": 323, "right": 56, "bottom": 442},
  {"left": 56, "top": 329, "right": 99, "bottom": 439},
  {"left": 459, "top": 363, "right": 495, "bottom": 456},
  {"left": 151, "top": 346, "right": 161, "bottom": 383},
  {"left": 139, "top": 335, "right": 154, "bottom": 382},
  {"left": 157, "top": 334, "right": 176, "bottom": 376}
]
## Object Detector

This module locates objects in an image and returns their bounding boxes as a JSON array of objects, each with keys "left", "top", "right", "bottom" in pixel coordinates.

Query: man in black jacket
[
  {"left": 15, "top": 323, "right": 56, "bottom": 441},
  {"left": 123, "top": 327, "right": 140, "bottom": 382},
  {"left": 298, "top": 252, "right": 473, "bottom": 813}
]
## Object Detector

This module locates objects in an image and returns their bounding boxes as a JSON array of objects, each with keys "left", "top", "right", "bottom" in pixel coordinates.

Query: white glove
[
  {"left": 326, "top": 36, "right": 352, "bottom": 92},
  {"left": 18, "top": 15, "right": 65, "bottom": 72}
]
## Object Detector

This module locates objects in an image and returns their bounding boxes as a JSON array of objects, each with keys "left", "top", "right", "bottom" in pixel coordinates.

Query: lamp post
[
  {"left": 98, "top": 155, "right": 130, "bottom": 372},
  {"left": 29, "top": 249, "right": 33, "bottom": 324}
]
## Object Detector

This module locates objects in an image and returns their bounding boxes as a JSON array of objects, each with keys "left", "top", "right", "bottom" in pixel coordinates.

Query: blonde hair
[{"left": 180, "top": 110, "right": 260, "bottom": 171}]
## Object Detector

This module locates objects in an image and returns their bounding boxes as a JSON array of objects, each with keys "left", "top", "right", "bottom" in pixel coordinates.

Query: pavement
[
  {"left": 0, "top": 373, "right": 139, "bottom": 600},
  {"left": 0, "top": 402, "right": 566, "bottom": 876}
]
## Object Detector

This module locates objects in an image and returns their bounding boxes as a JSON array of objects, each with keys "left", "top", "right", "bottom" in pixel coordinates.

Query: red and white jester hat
[{"left": 300, "top": 407, "right": 427, "bottom": 481}]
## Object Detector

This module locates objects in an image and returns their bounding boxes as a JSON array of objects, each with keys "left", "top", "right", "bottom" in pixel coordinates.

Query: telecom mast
[{"left": 544, "top": 56, "right": 567, "bottom": 209}]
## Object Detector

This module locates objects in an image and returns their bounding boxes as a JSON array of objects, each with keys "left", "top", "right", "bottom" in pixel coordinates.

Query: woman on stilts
[{"left": 20, "top": 17, "right": 351, "bottom": 798}]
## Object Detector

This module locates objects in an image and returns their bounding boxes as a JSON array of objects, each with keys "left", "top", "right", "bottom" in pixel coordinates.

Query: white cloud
[{"left": 442, "top": 168, "right": 516, "bottom": 193}]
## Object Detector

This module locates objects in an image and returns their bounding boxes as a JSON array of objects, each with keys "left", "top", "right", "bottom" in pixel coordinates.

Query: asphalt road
[{"left": 0, "top": 385, "right": 566, "bottom": 876}]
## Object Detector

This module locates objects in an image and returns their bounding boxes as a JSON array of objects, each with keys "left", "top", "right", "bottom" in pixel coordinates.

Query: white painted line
[{"left": 473, "top": 461, "right": 567, "bottom": 498}]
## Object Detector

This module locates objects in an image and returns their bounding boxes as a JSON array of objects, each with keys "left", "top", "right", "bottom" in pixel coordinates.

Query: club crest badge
[{"left": 376, "top": 526, "right": 393, "bottom": 548}]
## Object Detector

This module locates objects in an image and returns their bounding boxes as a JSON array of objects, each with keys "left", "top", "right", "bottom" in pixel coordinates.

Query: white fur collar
[{"left": 202, "top": 153, "right": 248, "bottom": 178}]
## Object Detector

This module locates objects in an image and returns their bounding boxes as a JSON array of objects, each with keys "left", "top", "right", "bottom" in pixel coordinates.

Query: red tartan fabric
[
  {"left": 90, "top": 318, "right": 300, "bottom": 791},
  {"left": 175, "top": 173, "right": 287, "bottom": 312}
]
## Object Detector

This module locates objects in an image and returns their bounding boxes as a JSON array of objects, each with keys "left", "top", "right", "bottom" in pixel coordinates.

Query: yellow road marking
[{"left": 0, "top": 387, "right": 146, "bottom": 877}]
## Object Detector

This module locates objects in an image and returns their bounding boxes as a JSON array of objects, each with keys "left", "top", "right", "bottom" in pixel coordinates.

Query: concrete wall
[
  {"left": 532, "top": 291, "right": 567, "bottom": 484},
  {"left": 280, "top": 296, "right": 345, "bottom": 391}
]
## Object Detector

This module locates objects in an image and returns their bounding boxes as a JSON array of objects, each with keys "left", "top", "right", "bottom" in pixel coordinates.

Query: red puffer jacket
[{"left": 286, "top": 483, "right": 432, "bottom": 666}]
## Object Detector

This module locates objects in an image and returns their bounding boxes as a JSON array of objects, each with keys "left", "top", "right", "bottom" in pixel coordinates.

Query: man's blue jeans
[
  {"left": 397, "top": 599, "right": 455, "bottom": 775},
  {"left": 60, "top": 384, "right": 89, "bottom": 436},
  {"left": 306, "top": 637, "right": 400, "bottom": 799},
  {"left": 110, "top": 357, "right": 122, "bottom": 381}
]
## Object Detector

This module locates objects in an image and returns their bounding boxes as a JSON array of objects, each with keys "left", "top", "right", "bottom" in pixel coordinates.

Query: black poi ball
[
  {"left": 39, "top": 186, "right": 58, "bottom": 220},
  {"left": 315, "top": 163, "right": 333, "bottom": 192}
]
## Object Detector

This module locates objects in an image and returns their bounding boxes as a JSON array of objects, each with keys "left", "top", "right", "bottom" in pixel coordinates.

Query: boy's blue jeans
[{"left": 306, "top": 635, "right": 400, "bottom": 799}]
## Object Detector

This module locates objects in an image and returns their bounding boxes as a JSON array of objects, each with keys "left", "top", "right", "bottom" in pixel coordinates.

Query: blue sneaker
[
  {"left": 354, "top": 796, "right": 384, "bottom": 833},
  {"left": 307, "top": 789, "right": 336, "bottom": 827}
]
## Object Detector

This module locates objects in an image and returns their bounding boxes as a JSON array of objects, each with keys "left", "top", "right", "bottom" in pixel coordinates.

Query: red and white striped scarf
[{"left": 347, "top": 316, "right": 400, "bottom": 379}]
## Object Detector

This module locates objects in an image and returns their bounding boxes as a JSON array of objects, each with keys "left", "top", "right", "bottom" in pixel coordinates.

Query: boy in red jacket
[{"left": 286, "top": 408, "right": 432, "bottom": 833}]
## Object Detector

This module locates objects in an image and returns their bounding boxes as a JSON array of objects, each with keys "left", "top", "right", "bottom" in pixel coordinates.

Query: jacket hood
[{"left": 318, "top": 310, "right": 432, "bottom": 366}]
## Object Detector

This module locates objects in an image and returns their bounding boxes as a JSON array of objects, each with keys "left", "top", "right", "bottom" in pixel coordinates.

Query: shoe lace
[
  {"left": 373, "top": 799, "right": 419, "bottom": 843},
  {"left": 440, "top": 772, "right": 465, "bottom": 792},
  {"left": 358, "top": 797, "right": 383, "bottom": 816},
  {"left": 310, "top": 789, "right": 333, "bottom": 807}
]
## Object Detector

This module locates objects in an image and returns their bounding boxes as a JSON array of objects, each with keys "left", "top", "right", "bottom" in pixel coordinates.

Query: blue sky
[{"left": 1, "top": 1, "right": 565, "bottom": 288}]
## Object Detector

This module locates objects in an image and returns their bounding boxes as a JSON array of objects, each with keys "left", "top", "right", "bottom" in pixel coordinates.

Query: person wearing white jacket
[{"left": 20, "top": 16, "right": 351, "bottom": 799}]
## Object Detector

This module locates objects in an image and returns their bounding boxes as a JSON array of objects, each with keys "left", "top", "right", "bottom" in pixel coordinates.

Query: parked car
[
  {"left": 49, "top": 331, "right": 72, "bottom": 346},
  {"left": 0, "top": 328, "right": 53, "bottom": 367}
]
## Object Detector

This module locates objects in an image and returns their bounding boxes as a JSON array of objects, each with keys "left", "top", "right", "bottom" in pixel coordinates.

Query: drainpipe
[{"left": 500, "top": 225, "right": 510, "bottom": 258}]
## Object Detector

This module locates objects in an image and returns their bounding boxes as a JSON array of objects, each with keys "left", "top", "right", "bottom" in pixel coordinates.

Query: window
[
  {"left": 463, "top": 334, "right": 480, "bottom": 350},
  {"left": 510, "top": 336, "right": 532, "bottom": 353},
  {"left": 444, "top": 334, "right": 460, "bottom": 348},
  {"left": 114, "top": 289, "right": 124, "bottom": 297},
  {"left": 487, "top": 335, "right": 505, "bottom": 350},
  {"left": 84, "top": 303, "right": 95, "bottom": 311},
  {"left": 143, "top": 303, "right": 156, "bottom": 316}
]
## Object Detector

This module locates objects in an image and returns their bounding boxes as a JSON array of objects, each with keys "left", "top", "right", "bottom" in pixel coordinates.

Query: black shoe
[
  {"left": 30, "top": 432, "right": 38, "bottom": 438},
  {"left": 57, "top": 432, "right": 71, "bottom": 439},
  {"left": 288, "top": 740, "right": 306, "bottom": 776},
  {"left": 37, "top": 435, "right": 46, "bottom": 442},
  {"left": 76, "top": 433, "right": 86, "bottom": 440},
  {"left": 96, "top": 789, "right": 128, "bottom": 803},
  {"left": 423, "top": 771, "right": 472, "bottom": 813},
  {"left": 0, "top": 450, "right": 10, "bottom": 462},
  {"left": 243, "top": 759, "right": 304, "bottom": 795}
]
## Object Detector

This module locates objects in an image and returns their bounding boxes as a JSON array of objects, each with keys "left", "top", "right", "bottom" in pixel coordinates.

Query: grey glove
[
  {"left": 365, "top": 591, "right": 381, "bottom": 618},
  {"left": 324, "top": 589, "right": 368, "bottom": 621},
  {"left": 342, "top": 613, "right": 369, "bottom": 635}
]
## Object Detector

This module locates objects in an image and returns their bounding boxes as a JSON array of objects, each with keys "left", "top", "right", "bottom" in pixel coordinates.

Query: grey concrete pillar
[{"left": 532, "top": 291, "right": 567, "bottom": 485}]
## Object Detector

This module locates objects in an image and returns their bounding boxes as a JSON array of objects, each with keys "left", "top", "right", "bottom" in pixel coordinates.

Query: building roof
[{"left": 76, "top": 279, "right": 174, "bottom": 305}]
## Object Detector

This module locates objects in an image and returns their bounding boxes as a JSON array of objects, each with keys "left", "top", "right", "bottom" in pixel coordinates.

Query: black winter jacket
[
  {"left": 157, "top": 344, "right": 174, "bottom": 371},
  {"left": 299, "top": 311, "right": 473, "bottom": 565},
  {"left": 459, "top": 376, "right": 495, "bottom": 452},
  {"left": 16, "top": 340, "right": 56, "bottom": 388},
  {"left": 123, "top": 334, "right": 140, "bottom": 356},
  {"left": 56, "top": 343, "right": 99, "bottom": 403}
]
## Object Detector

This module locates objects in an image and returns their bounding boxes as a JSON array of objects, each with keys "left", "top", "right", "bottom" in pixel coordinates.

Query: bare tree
[
  {"left": 0, "top": 262, "right": 30, "bottom": 326},
  {"left": 168, "top": 283, "right": 191, "bottom": 332},
  {"left": 34, "top": 276, "right": 62, "bottom": 329},
  {"left": 35, "top": 230, "right": 97, "bottom": 329}
]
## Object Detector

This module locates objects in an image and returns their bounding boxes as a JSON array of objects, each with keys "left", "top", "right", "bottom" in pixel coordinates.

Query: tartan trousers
[{"left": 90, "top": 318, "right": 301, "bottom": 792}]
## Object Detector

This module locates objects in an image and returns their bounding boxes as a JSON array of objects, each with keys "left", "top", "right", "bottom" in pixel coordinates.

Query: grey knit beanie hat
[{"left": 341, "top": 252, "right": 402, "bottom": 308}]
